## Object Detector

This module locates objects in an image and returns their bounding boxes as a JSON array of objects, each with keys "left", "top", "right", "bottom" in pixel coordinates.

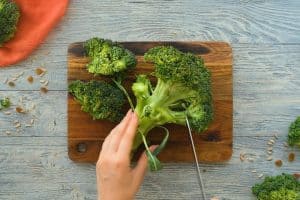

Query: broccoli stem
[
  {"left": 112, "top": 79, "right": 134, "bottom": 110},
  {"left": 132, "top": 79, "right": 196, "bottom": 151}
]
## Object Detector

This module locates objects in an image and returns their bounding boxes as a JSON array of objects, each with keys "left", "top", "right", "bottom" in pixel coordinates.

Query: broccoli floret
[
  {"left": 84, "top": 37, "right": 136, "bottom": 75},
  {"left": 0, "top": 97, "right": 10, "bottom": 110},
  {"left": 269, "top": 188, "right": 299, "bottom": 200},
  {"left": 288, "top": 116, "right": 300, "bottom": 147},
  {"left": 68, "top": 80, "right": 125, "bottom": 122},
  {"left": 0, "top": 0, "right": 20, "bottom": 46},
  {"left": 252, "top": 173, "right": 300, "bottom": 200},
  {"left": 131, "top": 46, "right": 213, "bottom": 151}
]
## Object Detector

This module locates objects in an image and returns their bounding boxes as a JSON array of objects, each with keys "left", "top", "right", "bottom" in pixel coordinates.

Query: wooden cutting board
[{"left": 68, "top": 41, "right": 233, "bottom": 163}]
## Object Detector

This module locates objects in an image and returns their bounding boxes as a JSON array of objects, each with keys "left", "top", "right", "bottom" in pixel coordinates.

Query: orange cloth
[{"left": 0, "top": 0, "right": 69, "bottom": 67}]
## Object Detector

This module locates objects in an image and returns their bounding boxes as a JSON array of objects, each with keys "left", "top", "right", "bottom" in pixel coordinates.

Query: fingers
[
  {"left": 98, "top": 110, "right": 132, "bottom": 161},
  {"left": 117, "top": 112, "right": 139, "bottom": 156},
  {"left": 133, "top": 145, "right": 158, "bottom": 187},
  {"left": 107, "top": 110, "right": 133, "bottom": 152}
]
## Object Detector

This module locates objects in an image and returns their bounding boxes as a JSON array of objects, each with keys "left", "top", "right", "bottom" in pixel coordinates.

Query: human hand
[{"left": 96, "top": 110, "right": 157, "bottom": 200}]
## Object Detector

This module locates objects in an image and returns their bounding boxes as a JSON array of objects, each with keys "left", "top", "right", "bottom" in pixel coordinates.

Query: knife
[{"left": 186, "top": 117, "right": 207, "bottom": 200}]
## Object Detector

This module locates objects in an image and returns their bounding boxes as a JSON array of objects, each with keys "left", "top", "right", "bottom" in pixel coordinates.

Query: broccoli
[
  {"left": 252, "top": 173, "right": 300, "bottom": 200},
  {"left": 288, "top": 116, "right": 300, "bottom": 147},
  {"left": 84, "top": 37, "right": 136, "bottom": 75},
  {"left": 68, "top": 80, "right": 125, "bottom": 122},
  {"left": 131, "top": 46, "right": 213, "bottom": 152},
  {"left": 75, "top": 40, "right": 213, "bottom": 171},
  {"left": 269, "top": 188, "right": 299, "bottom": 200},
  {"left": 0, "top": 0, "right": 20, "bottom": 46},
  {"left": 0, "top": 97, "right": 10, "bottom": 110}
]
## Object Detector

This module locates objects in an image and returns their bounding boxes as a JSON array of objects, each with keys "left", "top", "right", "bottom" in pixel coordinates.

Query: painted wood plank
[{"left": 0, "top": 136, "right": 299, "bottom": 200}]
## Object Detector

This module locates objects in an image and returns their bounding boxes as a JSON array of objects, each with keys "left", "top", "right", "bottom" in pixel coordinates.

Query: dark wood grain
[{"left": 68, "top": 41, "right": 233, "bottom": 163}]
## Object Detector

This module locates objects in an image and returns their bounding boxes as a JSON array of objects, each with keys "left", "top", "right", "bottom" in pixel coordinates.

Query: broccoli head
[
  {"left": 131, "top": 46, "right": 213, "bottom": 151},
  {"left": 0, "top": 97, "right": 10, "bottom": 110},
  {"left": 252, "top": 173, "right": 300, "bottom": 200},
  {"left": 269, "top": 188, "right": 299, "bottom": 200},
  {"left": 288, "top": 116, "right": 300, "bottom": 147},
  {"left": 68, "top": 80, "right": 125, "bottom": 122},
  {"left": 0, "top": 0, "right": 20, "bottom": 46},
  {"left": 84, "top": 37, "right": 136, "bottom": 76}
]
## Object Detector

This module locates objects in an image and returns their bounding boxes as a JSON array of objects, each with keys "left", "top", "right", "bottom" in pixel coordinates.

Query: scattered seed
[
  {"left": 267, "top": 151, "right": 273, "bottom": 155},
  {"left": 3, "top": 111, "right": 11, "bottom": 115},
  {"left": 18, "top": 71, "right": 24, "bottom": 77},
  {"left": 267, "top": 156, "right": 273, "bottom": 161},
  {"left": 40, "top": 87, "right": 48, "bottom": 93},
  {"left": 30, "top": 119, "right": 34, "bottom": 125},
  {"left": 267, "top": 142, "right": 273, "bottom": 146},
  {"left": 19, "top": 96, "right": 24, "bottom": 103},
  {"left": 3, "top": 77, "right": 8, "bottom": 84},
  {"left": 270, "top": 139, "right": 275, "bottom": 144},
  {"left": 5, "top": 131, "right": 11, "bottom": 135},
  {"left": 16, "top": 107, "right": 26, "bottom": 113},
  {"left": 240, "top": 153, "right": 245, "bottom": 162},
  {"left": 273, "top": 134, "right": 278, "bottom": 139},
  {"left": 35, "top": 67, "right": 46, "bottom": 76},
  {"left": 258, "top": 174, "right": 264, "bottom": 178},
  {"left": 27, "top": 76, "right": 34, "bottom": 83},
  {"left": 39, "top": 79, "right": 46, "bottom": 84},
  {"left": 284, "top": 142, "right": 289, "bottom": 147},
  {"left": 15, "top": 123, "right": 21, "bottom": 128},
  {"left": 8, "top": 81, "right": 15, "bottom": 87},
  {"left": 11, "top": 76, "right": 19, "bottom": 81},
  {"left": 251, "top": 170, "right": 257, "bottom": 173},
  {"left": 288, "top": 152, "right": 295, "bottom": 162},
  {"left": 43, "top": 80, "right": 49, "bottom": 86},
  {"left": 25, "top": 124, "right": 32, "bottom": 127},
  {"left": 275, "top": 160, "right": 283, "bottom": 167},
  {"left": 267, "top": 147, "right": 273, "bottom": 151},
  {"left": 13, "top": 120, "right": 19, "bottom": 124},
  {"left": 294, "top": 173, "right": 300, "bottom": 179},
  {"left": 30, "top": 103, "right": 36, "bottom": 110},
  {"left": 247, "top": 158, "right": 254, "bottom": 162}
]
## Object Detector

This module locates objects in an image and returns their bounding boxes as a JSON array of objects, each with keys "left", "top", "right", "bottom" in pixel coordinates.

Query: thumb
[{"left": 133, "top": 145, "right": 158, "bottom": 185}]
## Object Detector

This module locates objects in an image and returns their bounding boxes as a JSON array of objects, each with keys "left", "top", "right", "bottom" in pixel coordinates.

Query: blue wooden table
[{"left": 0, "top": 1, "right": 299, "bottom": 199}]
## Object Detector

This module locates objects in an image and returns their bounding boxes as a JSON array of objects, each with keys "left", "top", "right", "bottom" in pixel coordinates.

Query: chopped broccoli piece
[
  {"left": 0, "top": 0, "right": 20, "bottom": 46},
  {"left": 84, "top": 37, "right": 136, "bottom": 75},
  {"left": 131, "top": 46, "right": 213, "bottom": 151},
  {"left": 0, "top": 97, "right": 10, "bottom": 110},
  {"left": 252, "top": 173, "right": 300, "bottom": 200},
  {"left": 269, "top": 188, "right": 299, "bottom": 200},
  {"left": 288, "top": 116, "right": 300, "bottom": 147},
  {"left": 68, "top": 80, "right": 125, "bottom": 122}
]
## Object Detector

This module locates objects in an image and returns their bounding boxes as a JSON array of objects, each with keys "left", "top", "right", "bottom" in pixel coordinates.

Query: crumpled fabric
[{"left": 0, "top": 0, "right": 69, "bottom": 67}]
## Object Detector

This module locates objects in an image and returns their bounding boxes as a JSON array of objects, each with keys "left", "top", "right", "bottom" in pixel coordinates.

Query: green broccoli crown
[
  {"left": 84, "top": 37, "right": 136, "bottom": 76},
  {"left": 288, "top": 116, "right": 300, "bottom": 147},
  {"left": 0, "top": 97, "right": 10, "bottom": 110},
  {"left": 269, "top": 188, "right": 299, "bottom": 200},
  {"left": 252, "top": 173, "right": 300, "bottom": 200},
  {"left": 142, "top": 46, "right": 213, "bottom": 132},
  {"left": 0, "top": 0, "right": 20, "bottom": 46},
  {"left": 68, "top": 80, "right": 125, "bottom": 122}
]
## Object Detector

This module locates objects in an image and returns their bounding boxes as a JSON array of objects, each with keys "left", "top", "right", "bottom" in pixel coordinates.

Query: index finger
[{"left": 117, "top": 112, "right": 139, "bottom": 156}]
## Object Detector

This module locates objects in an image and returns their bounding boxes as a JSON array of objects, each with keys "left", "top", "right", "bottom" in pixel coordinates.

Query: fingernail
[{"left": 126, "top": 109, "right": 132, "bottom": 117}]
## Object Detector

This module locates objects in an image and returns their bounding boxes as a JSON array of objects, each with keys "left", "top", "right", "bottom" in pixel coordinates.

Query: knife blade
[{"left": 185, "top": 117, "right": 207, "bottom": 200}]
